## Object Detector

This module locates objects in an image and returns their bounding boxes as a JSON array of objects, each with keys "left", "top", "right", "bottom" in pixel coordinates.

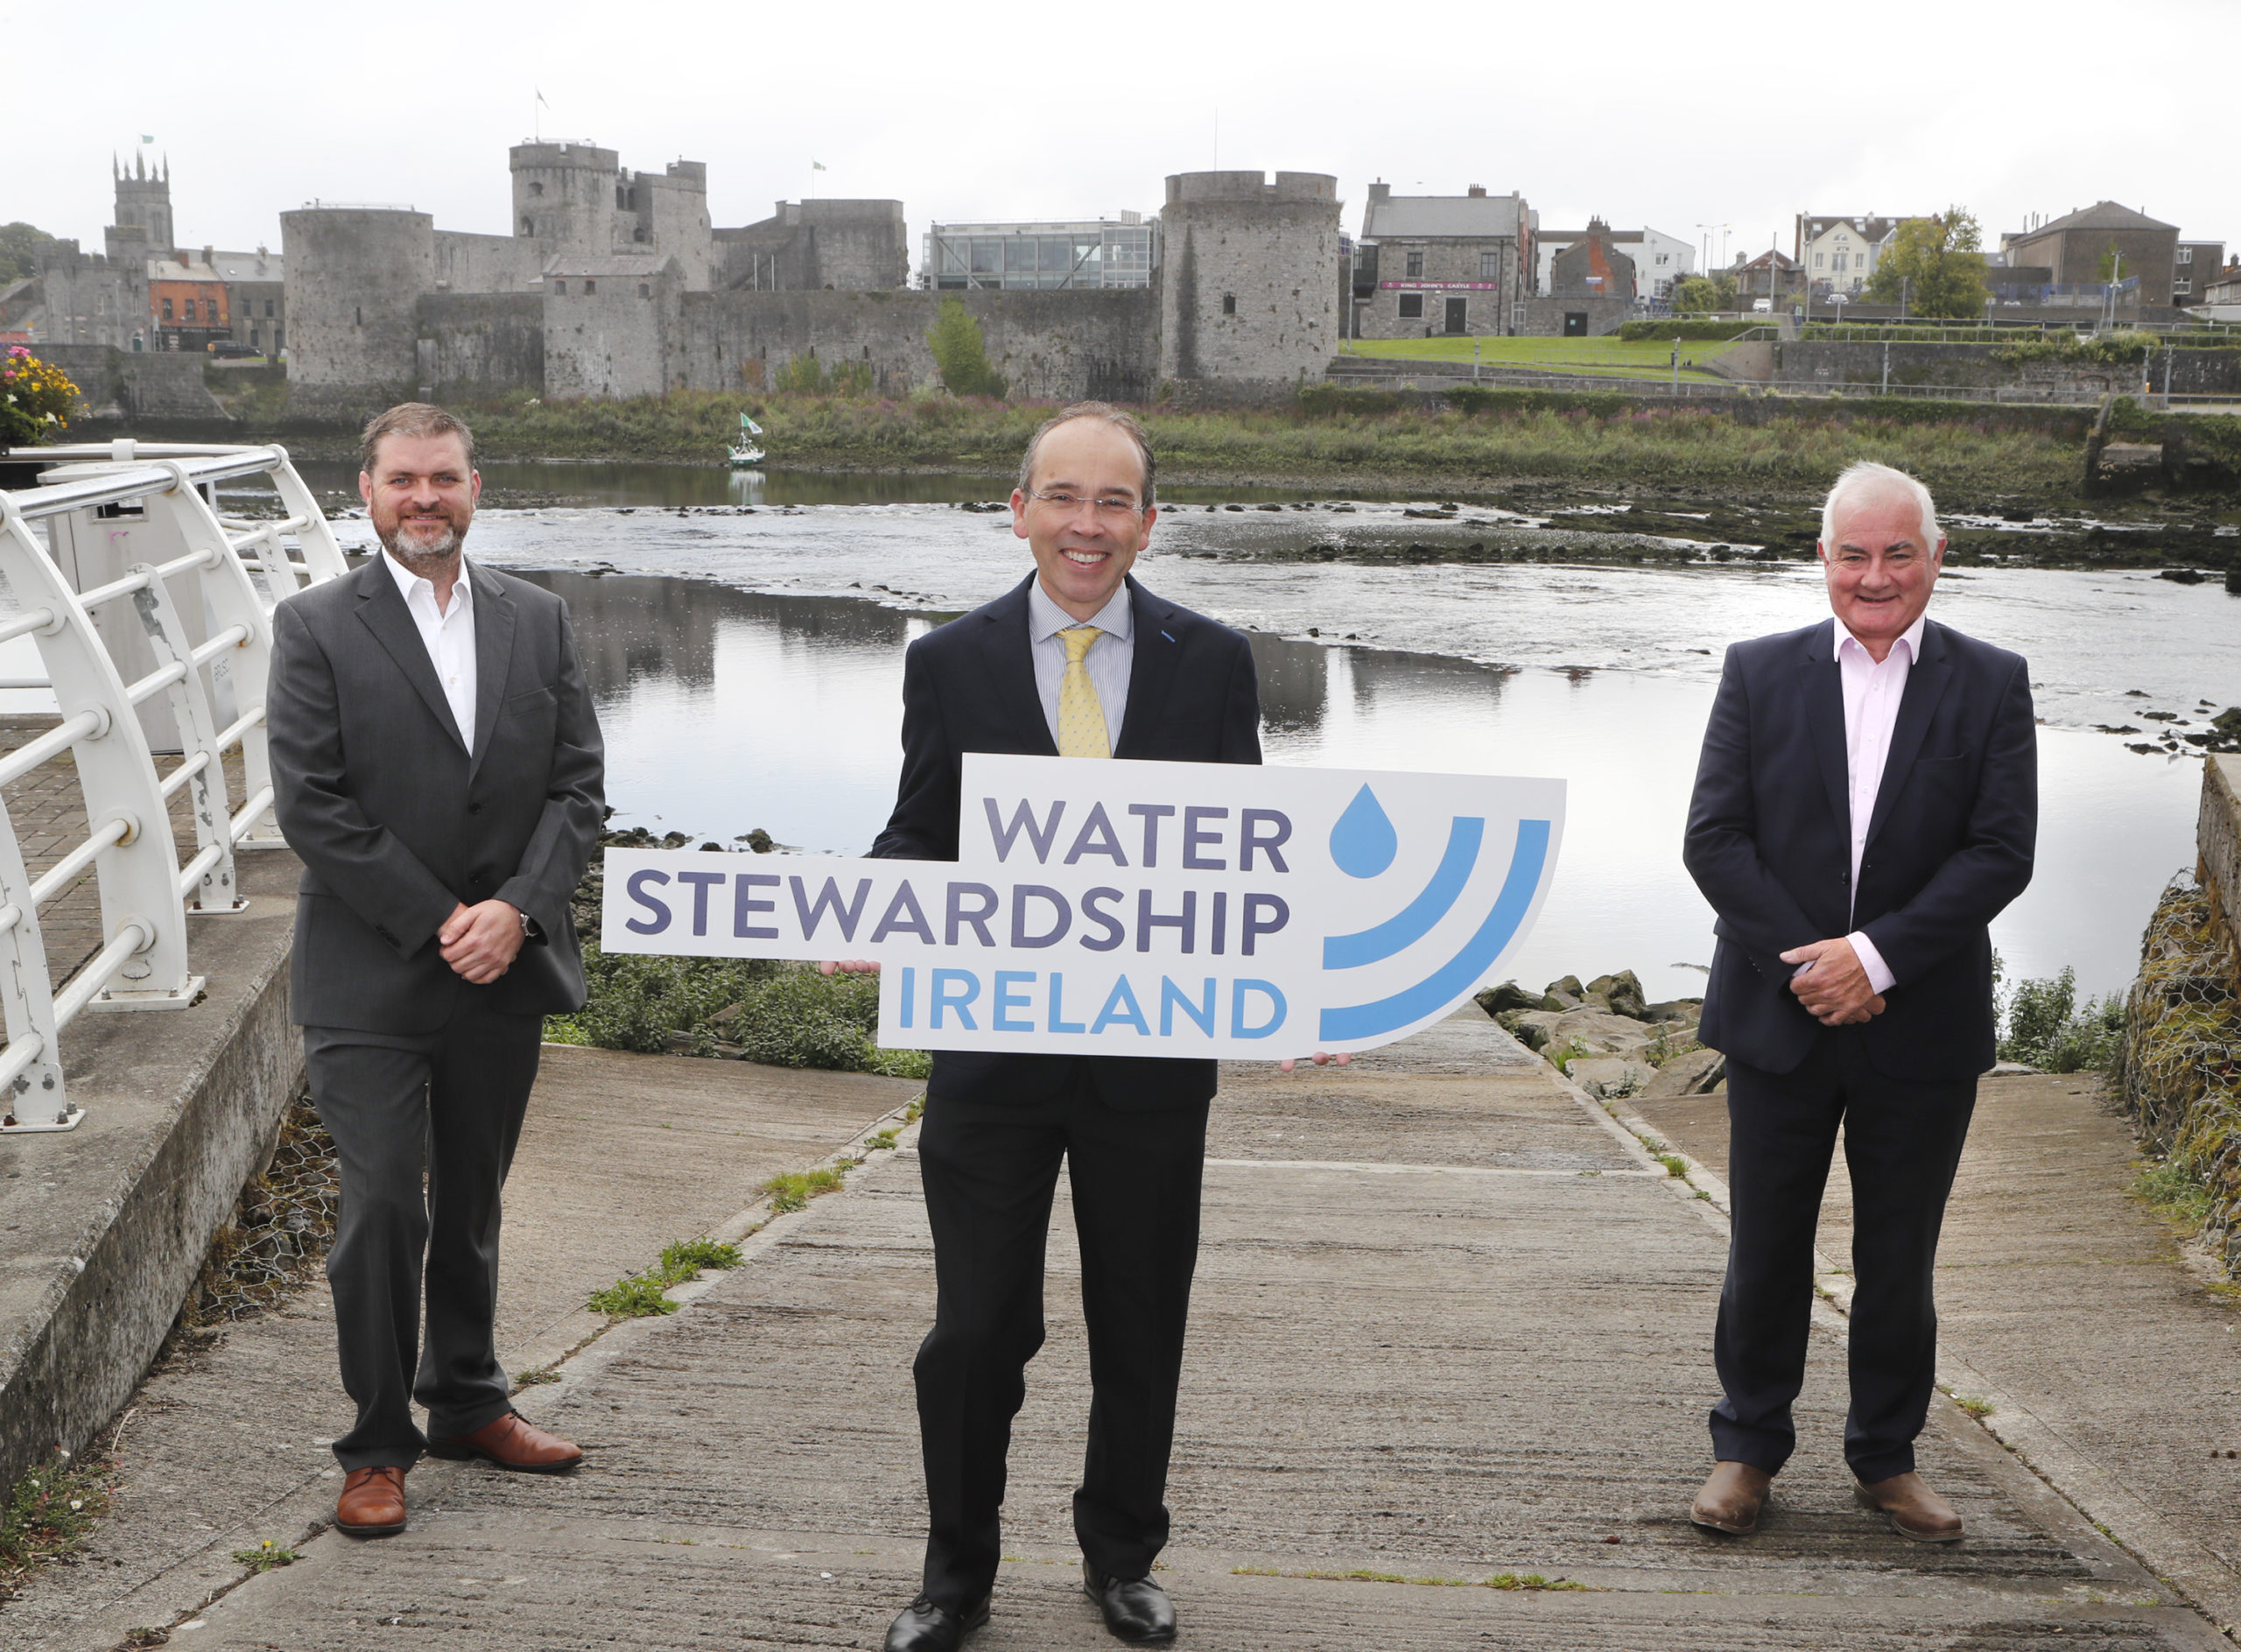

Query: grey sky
[{"left": 9, "top": 0, "right": 2234, "bottom": 271}]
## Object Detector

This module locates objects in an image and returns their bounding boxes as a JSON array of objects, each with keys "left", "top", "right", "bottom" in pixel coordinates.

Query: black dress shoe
[
  {"left": 1083, "top": 1562, "right": 1177, "bottom": 1643},
  {"left": 882, "top": 1592, "right": 989, "bottom": 1652}
]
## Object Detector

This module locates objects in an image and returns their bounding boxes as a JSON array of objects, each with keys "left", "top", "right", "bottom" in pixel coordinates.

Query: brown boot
[
  {"left": 334, "top": 1465, "right": 407, "bottom": 1536},
  {"left": 427, "top": 1409, "right": 583, "bottom": 1473},
  {"left": 1855, "top": 1472, "right": 1963, "bottom": 1543},
  {"left": 1690, "top": 1460, "right": 1773, "bottom": 1534}
]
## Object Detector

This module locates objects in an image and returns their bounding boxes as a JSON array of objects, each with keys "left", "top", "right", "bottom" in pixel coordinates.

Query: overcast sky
[{"left": 9, "top": 0, "right": 2234, "bottom": 272}]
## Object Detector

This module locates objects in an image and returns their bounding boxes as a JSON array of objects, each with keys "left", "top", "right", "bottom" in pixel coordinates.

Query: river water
[{"left": 284, "top": 460, "right": 2239, "bottom": 1006}]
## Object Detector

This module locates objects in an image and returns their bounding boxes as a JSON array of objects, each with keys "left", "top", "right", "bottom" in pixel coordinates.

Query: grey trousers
[{"left": 306, "top": 995, "right": 544, "bottom": 1472}]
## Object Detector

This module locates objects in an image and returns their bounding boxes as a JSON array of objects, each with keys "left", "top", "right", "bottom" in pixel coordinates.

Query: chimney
[
  {"left": 1367, "top": 181, "right": 1390, "bottom": 204},
  {"left": 202, "top": 244, "right": 214, "bottom": 270},
  {"left": 1467, "top": 185, "right": 1486, "bottom": 198}
]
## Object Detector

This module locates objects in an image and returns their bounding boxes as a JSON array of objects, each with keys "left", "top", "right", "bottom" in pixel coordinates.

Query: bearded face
[{"left": 361, "top": 432, "right": 479, "bottom": 574}]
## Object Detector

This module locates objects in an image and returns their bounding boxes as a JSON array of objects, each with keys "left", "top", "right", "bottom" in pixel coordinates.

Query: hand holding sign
[{"left": 606, "top": 756, "right": 1563, "bottom": 1063}]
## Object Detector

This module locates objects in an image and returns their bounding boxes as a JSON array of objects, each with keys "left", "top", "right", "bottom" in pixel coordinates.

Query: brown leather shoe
[
  {"left": 1690, "top": 1460, "right": 1774, "bottom": 1534},
  {"left": 427, "top": 1409, "right": 583, "bottom": 1473},
  {"left": 334, "top": 1465, "right": 407, "bottom": 1536},
  {"left": 1855, "top": 1471, "right": 1963, "bottom": 1543}
]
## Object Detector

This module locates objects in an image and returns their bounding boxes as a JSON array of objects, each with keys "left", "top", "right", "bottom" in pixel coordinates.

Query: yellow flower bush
[{"left": 0, "top": 347, "right": 81, "bottom": 448}]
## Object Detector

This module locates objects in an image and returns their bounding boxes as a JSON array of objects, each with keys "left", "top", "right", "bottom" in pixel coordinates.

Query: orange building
[{"left": 150, "top": 250, "right": 228, "bottom": 351}]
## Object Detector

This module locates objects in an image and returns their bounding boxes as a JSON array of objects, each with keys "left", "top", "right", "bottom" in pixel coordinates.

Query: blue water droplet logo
[{"left": 1330, "top": 784, "right": 1398, "bottom": 879}]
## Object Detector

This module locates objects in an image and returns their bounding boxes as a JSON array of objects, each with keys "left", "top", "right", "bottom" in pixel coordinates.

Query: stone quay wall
[
  {"left": 1759, "top": 341, "right": 2241, "bottom": 397},
  {"left": 2116, "top": 755, "right": 2241, "bottom": 1270},
  {"left": 32, "top": 344, "right": 228, "bottom": 422}
]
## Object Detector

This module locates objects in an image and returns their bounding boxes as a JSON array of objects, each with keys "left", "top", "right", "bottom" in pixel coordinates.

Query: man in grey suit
[{"left": 269, "top": 403, "right": 605, "bottom": 1537}]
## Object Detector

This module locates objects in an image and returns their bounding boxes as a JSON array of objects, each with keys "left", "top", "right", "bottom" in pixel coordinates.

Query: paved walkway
[{"left": 17, "top": 1011, "right": 2227, "bottom": 1649}]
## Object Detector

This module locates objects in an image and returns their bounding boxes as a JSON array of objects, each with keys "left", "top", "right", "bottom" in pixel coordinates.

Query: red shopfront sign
[{"left": 1380, "top": 280, "right": 1500, "bottom": 291}]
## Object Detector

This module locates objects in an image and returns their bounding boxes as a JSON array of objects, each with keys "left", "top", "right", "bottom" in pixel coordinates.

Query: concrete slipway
[{"left": 13, "top": 1009, "right": 2237, "bottom": 1650}]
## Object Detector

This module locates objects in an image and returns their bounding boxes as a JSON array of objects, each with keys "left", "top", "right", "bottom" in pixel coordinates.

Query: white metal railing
[{"left": 0, "top": 440, "right": 348, "bottom": 1130}]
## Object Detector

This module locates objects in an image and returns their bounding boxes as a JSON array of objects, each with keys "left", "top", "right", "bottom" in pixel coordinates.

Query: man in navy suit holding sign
[
  {"left": 1683, "top": 461, "right": 2036, "bottom": 1543},
  {"left": 862, "top": 404, "right": 1277, "bottom": 1648}
]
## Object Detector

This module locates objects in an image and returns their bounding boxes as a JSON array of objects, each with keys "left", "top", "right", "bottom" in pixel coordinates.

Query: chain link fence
[{"left": 2114, "top": 875, "right": 2241, "bottom": 1269}]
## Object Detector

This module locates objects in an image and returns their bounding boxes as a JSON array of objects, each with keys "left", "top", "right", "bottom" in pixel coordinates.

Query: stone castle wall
[
  {"left": 1159, "top": 172, "right": 1339, "bottom": 394},
  {"left": 416, "top": 292, "right": 544, "bottom": 397}
]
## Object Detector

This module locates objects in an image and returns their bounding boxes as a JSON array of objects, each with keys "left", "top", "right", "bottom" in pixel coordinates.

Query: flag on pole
[
  {"left": 141, "top": 134, "right": 155, "bottom": 144},
  {"left": 536, "top": 88, "right": 550, "bottom": 107},
  {"left": 811, "top": 160, "right": 826, "bottom": 171}
]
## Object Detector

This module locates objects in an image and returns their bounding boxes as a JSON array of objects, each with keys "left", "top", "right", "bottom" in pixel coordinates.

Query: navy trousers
[
  {"left": 1711, "top": 1028, "right": 1978, "bottom": 1484},
  {"left": 911, "top": 1068, "right": 1208, "bottom": 1613}
]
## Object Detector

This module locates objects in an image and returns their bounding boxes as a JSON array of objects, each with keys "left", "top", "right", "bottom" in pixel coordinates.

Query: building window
[
  {"left": 553, "top": 280, "right": 566, "bottom": 294},
  {"left": 1222, "top": 293, "right": 1236, "bottom": 315},
  {"left": 249, "top": 326, "right": 259, "bottom": 347},
  {"left": 522, "top": 217, "right": 536, "bottom": 236},
  {"left": 161, "top": 298, "right": 173, "bottom": 320},
  {"left": 2179, "top": 247, "right": 2194, "bottom": 264},
  {"left": 529, "top": 181, "right": 544, "bottom": 196},
  {"left": 583, "top": 278, "right": 595, "bottom": 294},
  {"left": 639, "top": 282, "right": 651, "bottom": 298},
  {"left": 1479, "top": 250, "right": 1500, "bottom": 281},
  {"left": 274, "top": 326, "right": 283, "bottom": 352},
  {"left": 2175, "top": 278, "right": 2192, "bottom": 293},
  {"left": 1833, "top": 253, "right": 1846, "bottom": 271},
  {"left": 1397, "top": 292, "right": 1423, "bottom": 319},
  {"left": 1404, "top": 250, "right": 1424, "bottom": 278},
  {"left": 1816, "top": 253, "right": 1824, "bottom": 268},
  {"left": 265, "top": 299, "right": 275, "bottom": 318}
]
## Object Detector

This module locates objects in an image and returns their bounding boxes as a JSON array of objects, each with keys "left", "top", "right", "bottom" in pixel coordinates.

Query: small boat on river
[{"left": 727, "top": 414, "right": 765, "bottom": 468}]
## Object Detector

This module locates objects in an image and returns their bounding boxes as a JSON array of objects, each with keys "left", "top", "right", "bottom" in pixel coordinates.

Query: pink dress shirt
[{"left": 1830, "top": 613, "right": 1928, "bottom": 995}]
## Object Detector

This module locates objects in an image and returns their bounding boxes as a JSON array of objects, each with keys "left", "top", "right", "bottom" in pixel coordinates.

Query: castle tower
[
  {"left": 281, "top": 207, "right": 437, "bottom": 404},
  {"left": 509, "top": 141, "right": 621, "bottom": 254},
  {"left": 113, "top": 151, "right": 174, "bottom": 255},
  {"left": 1158, "top": 171, "right": 1339, "bottom": 394}
]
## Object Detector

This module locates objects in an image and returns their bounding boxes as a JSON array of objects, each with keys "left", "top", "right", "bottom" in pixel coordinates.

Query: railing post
[
  {"left": 0, "top": 501, "right": 199, "bottom": 1016},
  {"left": 0, "top": 783, "right": 71, "bottom": 1132},
  {"left": 264, "top": 445, "right": 351, "bottom": 583}
]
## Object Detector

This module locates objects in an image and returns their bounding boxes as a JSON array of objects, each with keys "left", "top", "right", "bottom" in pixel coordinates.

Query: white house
[{"left": 1794, "top": 214, "right": 1906, "bottom": 296}]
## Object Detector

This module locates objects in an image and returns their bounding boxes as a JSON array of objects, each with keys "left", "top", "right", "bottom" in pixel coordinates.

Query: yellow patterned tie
[{"left": 1057, "top": 626, "right": 1110, "bottom": 759}]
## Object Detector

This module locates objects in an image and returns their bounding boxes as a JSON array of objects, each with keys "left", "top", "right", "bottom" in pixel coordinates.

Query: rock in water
[{"left": 1586, "top": 971, "right": 1650, "bottom": 1021}]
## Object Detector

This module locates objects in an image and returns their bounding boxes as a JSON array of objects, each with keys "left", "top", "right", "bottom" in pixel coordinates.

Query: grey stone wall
[
  {"left": 1769, "top": 341, "right": 2241, "bottom": 396},
  {"left": 32, "top": 240, "right": 147, "bottom": 352},
  {"left": 282, "top": 208, "right": 434, "bottom": 407},
  {"left": 544, "top": 262, "right": 685, "bottom": 400},
  {"left": 712, "top": 200, "right": 910, "bottom": 292},
  {"left": 435, "top": 231, "right": 544, "bottom": 297},
  {"left": 416, "top": 292, "right": 544, "bottom": 396},
  {"left": 1514, "top": 296, "right": 1632, "bottom": 337},
  {"left": 1160, "top": 172, "right": 1340, "bottom": 395},
  {"left": 677, "top": 288, "right": 1156, "bottom": 403},
  {"left": 1353, "top": 236, "right": 1521, "bottom": 341},
  {"left": 32, "top": 344, "right": 228, "bottom": 420}
]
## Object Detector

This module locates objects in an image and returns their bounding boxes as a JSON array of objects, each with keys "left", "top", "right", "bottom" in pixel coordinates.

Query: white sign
[{"left": 601, "top": 756, "right": 1564, "bottom": 1061}]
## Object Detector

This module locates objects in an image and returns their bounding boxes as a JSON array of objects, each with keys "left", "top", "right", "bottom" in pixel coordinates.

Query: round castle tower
[
  {"left": 279, "top": 207, "right": 436, "bottom": 404},
  {"left": 510, "top": 142, "right": 622, "bottom": 251},
  {"left": 1158, "top": 171, "right": 1339, "bottom": 393}
]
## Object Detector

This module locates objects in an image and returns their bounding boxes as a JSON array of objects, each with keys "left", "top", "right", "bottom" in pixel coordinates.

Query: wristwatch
[{"left": 518, "top": 910, "right": 535, "bottom": 938}]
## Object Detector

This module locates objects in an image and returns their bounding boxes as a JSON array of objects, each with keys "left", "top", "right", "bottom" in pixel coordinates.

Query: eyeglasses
[{"left": 1023, "top": 488, "right": 1147, "bottom": 522}]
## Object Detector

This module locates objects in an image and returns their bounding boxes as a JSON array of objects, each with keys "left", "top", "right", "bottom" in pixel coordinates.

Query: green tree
[
  {"left": 2095, "top": 240, "right": 2126, "bottom": 283},
  {"left": 925, "top": 298, "right": 1008, "bottom": 399},
  {"left": 0, "top": 222, "right": 57, "bottom": 285},
  {"left": 1865, "top": 208, "right": 1988, "bottom": 319}
]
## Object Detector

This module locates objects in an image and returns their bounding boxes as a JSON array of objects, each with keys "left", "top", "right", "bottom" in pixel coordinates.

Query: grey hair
[
  {"left": 1017, "top": 401, "right": 1156, "bottom": 508},
  {"left": 1820, "top": 460, "right": 1940, "bottom": 552}
]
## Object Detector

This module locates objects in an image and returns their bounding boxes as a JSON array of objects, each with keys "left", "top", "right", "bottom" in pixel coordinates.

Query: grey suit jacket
[{"left": 269, "top": 555, "right": 606, "bottom": 1032}]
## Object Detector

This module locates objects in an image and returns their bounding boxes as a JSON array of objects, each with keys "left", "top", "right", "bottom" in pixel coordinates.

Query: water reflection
[{"left": 518, "top": 570, "right": 2200, "bottom": 1005}]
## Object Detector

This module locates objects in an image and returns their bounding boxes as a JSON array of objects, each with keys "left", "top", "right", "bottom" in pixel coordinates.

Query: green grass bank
[{"left": 376, "top": 386, "right": 2174, "bottom": 505}]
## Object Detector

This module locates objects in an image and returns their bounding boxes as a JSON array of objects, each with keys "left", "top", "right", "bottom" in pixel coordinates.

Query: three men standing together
[{"left": 265, "top": 406, "right": 2033, "bottom": 1642}]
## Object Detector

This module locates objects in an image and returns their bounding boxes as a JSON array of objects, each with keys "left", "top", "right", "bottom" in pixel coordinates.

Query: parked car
[{"left": 1751, "top": 299, "right": 1773, "bottom": 313}]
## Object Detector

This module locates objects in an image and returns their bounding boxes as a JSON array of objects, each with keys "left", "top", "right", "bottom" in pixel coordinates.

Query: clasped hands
[
  {"left": 818, "top": 959, "right": 1351, "bottom": 1072},
  {"left": 1781, "top": 937, "right": 1886, "bottom": 1027},
  {"left": 439, "top": 899, "right": 524, "bottom": 984}
]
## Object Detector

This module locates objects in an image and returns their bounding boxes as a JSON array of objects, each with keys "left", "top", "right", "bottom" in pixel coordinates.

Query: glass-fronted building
[{"left": 924, "top": 214, "right": 1158, "bottom": 291}]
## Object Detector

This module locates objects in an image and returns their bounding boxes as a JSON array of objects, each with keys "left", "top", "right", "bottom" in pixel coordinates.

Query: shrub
[
  {"left": 926, "top": 299, "right": 1008, "bottom": 399},
  {"left": 0, "top": 348, "right": 80, "bottom": 447},
  {"left": 1997, "top": 964, "right": 2125, "bottom": 1073}
]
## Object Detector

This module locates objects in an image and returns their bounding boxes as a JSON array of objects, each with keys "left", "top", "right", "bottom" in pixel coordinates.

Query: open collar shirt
[
  {"left": 383, "top": 547, "right": 477, "bottom": 746},
  {"left": 1027, "top": 577, "right": 1134, "bottom": 753},
  {"left": 1830, "top": 611, "right": 1928, "bottom": 995}
]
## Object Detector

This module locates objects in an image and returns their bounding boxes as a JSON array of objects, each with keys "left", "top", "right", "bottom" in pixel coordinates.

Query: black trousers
[
  {"left": 912, "top": 1067, "right": 1209, "bottom": 1613},
  {"left": 1711, "top": 1028, "right": 1978, "bottom": 1484},
  {"left": 306, "top": 995, "right": 544, "bottom": 1472}
]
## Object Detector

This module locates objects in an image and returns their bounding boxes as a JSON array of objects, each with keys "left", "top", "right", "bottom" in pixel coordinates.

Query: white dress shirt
[
  {"left": 1832, "top": 612, "right": 1928, "bottom": 995},
  {"left": 1028, "top": 579, "right": 1134, "bottom": 753},
  {"left": 383, "top": 548, "right": 477, "bottom": 745}
]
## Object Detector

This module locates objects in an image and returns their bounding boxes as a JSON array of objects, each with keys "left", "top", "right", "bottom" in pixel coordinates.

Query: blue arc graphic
[
  {"left": 1317, "top": 819, "right": 1553, "bottom": 1045},
  {"left": 1322, "top": 817, "right": 1485, "bottom": 970}
]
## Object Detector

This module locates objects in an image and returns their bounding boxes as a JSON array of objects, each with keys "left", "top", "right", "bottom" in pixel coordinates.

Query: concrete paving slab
[
  {"left": 1632, "top": 1071, "right": 2241, "bottom": 1636},
  {"left": 1, "top": 1046, "right": 917, "bottom": 1649},
  {"left": 143, "top": 1014, "right": 2218, "bottom": 1650}
]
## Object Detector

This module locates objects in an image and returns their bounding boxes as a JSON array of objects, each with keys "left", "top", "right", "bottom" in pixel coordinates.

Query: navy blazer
[
  {"left": 1683, "top": 616, "right": 2036, "bottom": 1083},
  {"left": 870, "top": 572, "right": 1262, "bottom": 1109}
]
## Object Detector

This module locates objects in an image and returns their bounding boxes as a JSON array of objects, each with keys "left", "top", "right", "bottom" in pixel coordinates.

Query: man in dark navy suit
[
  {"left": 859, "top": 404, "right": 1275, "bottom": 1649},
  {"left": 1682, "top": 461, "right": 2035, "bottom": 1543}
]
